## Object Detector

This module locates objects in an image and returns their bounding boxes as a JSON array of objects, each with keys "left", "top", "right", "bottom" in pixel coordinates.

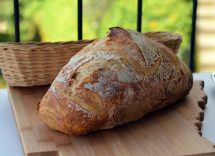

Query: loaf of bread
[{"left": 38, "top": 27, "right": 193, "bottom": 135}]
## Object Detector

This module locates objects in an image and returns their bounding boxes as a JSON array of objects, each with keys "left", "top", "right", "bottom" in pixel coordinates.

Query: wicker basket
[
  {"left": 0, "top": 40, "right": 93, "bottom": 86},
  {"left": 0, "top": 32, "right": 181, "bottom": 87}
]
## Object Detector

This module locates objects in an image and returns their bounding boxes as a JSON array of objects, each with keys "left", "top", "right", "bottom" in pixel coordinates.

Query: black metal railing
[
  {"left": 137, "top": 0, "right": 142, "bottom": 32},
  {"left": 77, "top": 0, "right": 83, "bottom": 40},
  {"left": 13, "top": 0, "right": 20, "bottom": 42},
  {"left": 12, "top": 0, "right": 197, "bottom": 71},
  {"left": 190, "top": 0, "right": 198, "bottom": 71}
]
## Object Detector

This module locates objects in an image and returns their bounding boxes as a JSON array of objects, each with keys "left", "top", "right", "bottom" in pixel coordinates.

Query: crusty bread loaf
[{"left": 38, "top": 27, "right": 193, "bottom": 135}]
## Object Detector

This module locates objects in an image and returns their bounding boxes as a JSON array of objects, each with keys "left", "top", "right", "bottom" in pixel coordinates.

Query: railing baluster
[
  {"left": 190, "top": 0, "right": 198, "bottom": 71},
  {"left": 13, "top": 0, "right": 20, "bottom": 42},
  {"left": 137, "top": 0, "right": 142, "bottom": 32},
  {"left": 77, "top": 0, "right": 83, "bottom": 40}
]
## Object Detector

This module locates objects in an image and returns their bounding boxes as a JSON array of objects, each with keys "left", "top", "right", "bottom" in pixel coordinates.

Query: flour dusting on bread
[{"left": 38, "top": 27, "right": 193, "bottom": 135}]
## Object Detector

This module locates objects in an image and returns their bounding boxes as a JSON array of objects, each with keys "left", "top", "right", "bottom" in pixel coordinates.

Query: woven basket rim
[
  {"left": 0, "top": 40, "right": 94, "bottom": 46},
  {"left": 0, "top": 40, "right": 93, "bottom": 86}
]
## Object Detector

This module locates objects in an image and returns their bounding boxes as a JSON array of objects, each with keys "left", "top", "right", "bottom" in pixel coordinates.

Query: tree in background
[{"left": 0, "top": 0, "right": 192, "bottom": 88}]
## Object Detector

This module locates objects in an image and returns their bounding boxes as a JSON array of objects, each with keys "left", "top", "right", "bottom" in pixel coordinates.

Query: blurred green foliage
[
  {"left": 0, "top": 74, "right": 7, "bottom": 88},
  {"left": 0, "top": 0, "right": 192, "bottom": 88}
]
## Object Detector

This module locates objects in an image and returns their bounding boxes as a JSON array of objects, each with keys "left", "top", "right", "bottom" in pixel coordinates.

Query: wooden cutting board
[{"left": 8, "top": 81, "right": 215, "bottom": 156}]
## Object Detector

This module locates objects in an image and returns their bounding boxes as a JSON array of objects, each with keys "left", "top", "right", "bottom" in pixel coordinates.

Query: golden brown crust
[
  {"left": 143, "top": 31, "right": 182, "bottom": 54},
  {"left": 38, "top": 27, "right": 193, "bottom": 135}
]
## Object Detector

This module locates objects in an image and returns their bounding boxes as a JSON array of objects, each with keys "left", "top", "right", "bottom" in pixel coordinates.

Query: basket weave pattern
[
  {"left": 0, "top": 40, "right": 93, "bottom": 86},
  {"left": 0, "top": 32, "right": 181, "bottom": 87}
]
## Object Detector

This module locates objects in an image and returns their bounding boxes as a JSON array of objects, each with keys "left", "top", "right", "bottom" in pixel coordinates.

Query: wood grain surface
[{"left": 8, "top": 81, "right": 215, "bottom": 156}]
